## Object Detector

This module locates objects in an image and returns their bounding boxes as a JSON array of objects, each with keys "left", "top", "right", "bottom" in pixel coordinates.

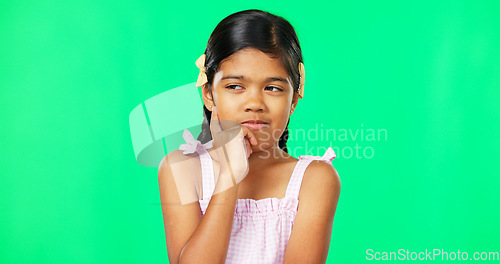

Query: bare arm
[
  {"left": 160, "top": 106, "right": 256, "bottom": 263},
  {"left": 158, "top": 151, "right": 240, "bottom": 264},
  {"left": 282, "top": 160, "right": 341, "bottom": 263}
]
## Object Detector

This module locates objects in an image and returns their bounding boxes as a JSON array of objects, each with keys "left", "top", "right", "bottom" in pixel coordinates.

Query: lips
[{"left": 241, "top": 120, "right": 269, "bottom": 131}]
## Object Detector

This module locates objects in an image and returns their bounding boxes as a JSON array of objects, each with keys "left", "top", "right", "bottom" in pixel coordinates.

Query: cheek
[
  {"left": 260, "top": 116, "right": 289, "bottom": 143},
  {"left": 211, "top": 103, "right": 241, "bottom": 131},
  {"left": 271, "top": 103, "right": 292, "bottom": 124},
  {"left": 265, "top": 100, "right": 291, "bottom": 130},
  {"left": 273, "top": 117, "right": 289, "bottom": 140},
  {"left": 216, "top": 104, "right": 238, "bottom": 121},
  {"left": 213, "top": 88, "right": 240, "bottom": 110}
]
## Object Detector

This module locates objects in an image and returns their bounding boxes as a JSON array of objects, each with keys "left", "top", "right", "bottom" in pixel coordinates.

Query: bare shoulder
[
  {"left": 158, "top": 149, "right": 198, "bottom": 170},
  {"left": 158, "top": 150, "right": 203, "bottom": 177},
  {"left": 298, "top": 160, "right": 341, "bottom": 208},
  {"left": 158, "top": 150, "right": 203, "bottom": 205}
]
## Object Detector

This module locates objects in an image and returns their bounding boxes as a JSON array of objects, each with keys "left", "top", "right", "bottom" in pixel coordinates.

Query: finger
[
  {"left": 244, "top": 138, "right": 252, "bottom": 158},
  {"left": 241, "top": 126, "right": 258, "bottom": 146}
]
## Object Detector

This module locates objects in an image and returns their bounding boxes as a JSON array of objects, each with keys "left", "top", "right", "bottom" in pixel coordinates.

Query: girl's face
[{"left": 202, "top": 47, "right": 299, "bottom": 153}]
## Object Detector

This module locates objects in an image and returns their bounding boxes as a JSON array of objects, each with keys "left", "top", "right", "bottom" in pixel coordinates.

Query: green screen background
[{"left": 1, "top": 0, "right": 499, "bottom": 263}]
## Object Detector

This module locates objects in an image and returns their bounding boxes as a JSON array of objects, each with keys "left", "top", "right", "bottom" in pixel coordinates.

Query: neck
[{"left": 248, "top": 143, "right": 291, "bottom": 168}]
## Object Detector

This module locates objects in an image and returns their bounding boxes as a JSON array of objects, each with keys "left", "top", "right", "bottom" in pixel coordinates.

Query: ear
[
  {"left": 201, "top": 84, "right": 214, "bottom": 111},
  {"left": 290, "top": 92, "right": 299, "bottom": 115}
]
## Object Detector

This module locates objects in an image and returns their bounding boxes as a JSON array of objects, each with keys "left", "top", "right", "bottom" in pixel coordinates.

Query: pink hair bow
[
  {"left": 298, "top": 147, "right": 336, "bottom": 162},
  {"left": 179, "top": 129, "right": 213, "bottom": 154}
]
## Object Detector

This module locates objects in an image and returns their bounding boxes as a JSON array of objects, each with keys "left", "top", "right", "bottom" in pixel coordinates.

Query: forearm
[{"left": 178, "top": 177, "right": 239, "bottom": 264}]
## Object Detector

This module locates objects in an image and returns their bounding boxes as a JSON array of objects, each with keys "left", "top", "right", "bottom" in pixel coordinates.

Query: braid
[
  {"left": 278, "top": 120, "right": 290, "bottom": 153},
  {"left": 197, "top": 105, "right": 213, "bottom": 144}
]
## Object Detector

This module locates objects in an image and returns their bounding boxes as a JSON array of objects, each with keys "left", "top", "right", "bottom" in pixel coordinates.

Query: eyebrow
[{"left": 221, "top": 75, "right": 290, "bottom": 84}]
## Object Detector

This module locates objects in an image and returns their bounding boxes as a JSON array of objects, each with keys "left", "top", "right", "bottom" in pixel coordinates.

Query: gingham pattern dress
[{"left": 179, "top": 130, "right": 336, "bottom": 263}]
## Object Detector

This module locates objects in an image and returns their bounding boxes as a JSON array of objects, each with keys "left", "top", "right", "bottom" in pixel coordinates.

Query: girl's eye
[
  {"left": 265, "top": 86, "right": 283, "bottom": 92},
  {"left": 225, "top": 85, "right": 283, "bottom": 92},
  {"left": 226, "top": 85, "right": 244, "bottom": 90}
]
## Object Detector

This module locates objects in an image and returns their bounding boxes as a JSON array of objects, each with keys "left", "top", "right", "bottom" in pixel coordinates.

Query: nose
[{"left": 244, "top": 88, "right": 266, "bottom": 113}]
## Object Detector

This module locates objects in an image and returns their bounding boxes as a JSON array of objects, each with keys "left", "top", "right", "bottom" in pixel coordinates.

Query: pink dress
[{"left": 179, "top": 129, "right": 337, "bottom": 263}]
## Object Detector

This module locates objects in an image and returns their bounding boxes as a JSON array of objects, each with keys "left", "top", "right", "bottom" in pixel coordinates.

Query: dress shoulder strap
[
  {"left": 284, "top": 147, "right": 337, "bottom": 200},
  {"left": 178, "top": 129, "right": 214, "bottom": 212}
]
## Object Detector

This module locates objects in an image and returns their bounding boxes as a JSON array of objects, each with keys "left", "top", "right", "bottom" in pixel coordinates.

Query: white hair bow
[
  {"left": 298, "top": 147, "right": 336, "bottom": 162},
  {"left": 179, "top": 129, "right": 213, "bottom": 155}
]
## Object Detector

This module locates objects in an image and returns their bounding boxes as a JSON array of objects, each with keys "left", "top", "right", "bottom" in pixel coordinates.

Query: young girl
[{"left": 158, "top": 9, "right": 340, "bottom": 264}]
